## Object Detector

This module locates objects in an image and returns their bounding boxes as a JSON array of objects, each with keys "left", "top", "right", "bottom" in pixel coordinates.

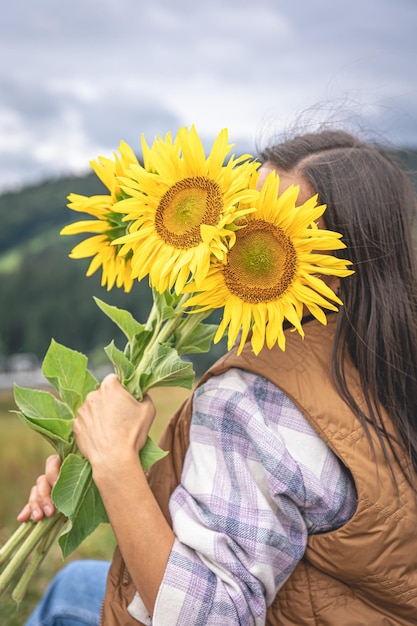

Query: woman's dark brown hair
[{"left": 261, "top": 130, "right": 417, "bottom": 485}]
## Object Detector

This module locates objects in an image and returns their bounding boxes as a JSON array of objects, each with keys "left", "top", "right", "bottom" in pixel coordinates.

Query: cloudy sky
[{"left": 1, "top": 0, "right": 416, "bottom": 194}]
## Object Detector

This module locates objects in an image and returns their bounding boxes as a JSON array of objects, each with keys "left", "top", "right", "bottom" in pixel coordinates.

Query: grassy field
[{"left": 0, "top": 385, "right": 190, "bottom": 625}]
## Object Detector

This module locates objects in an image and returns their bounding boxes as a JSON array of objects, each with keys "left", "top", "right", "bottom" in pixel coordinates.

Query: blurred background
[{"left": 1, "top": 0, "right": 416, "bottom": 622}]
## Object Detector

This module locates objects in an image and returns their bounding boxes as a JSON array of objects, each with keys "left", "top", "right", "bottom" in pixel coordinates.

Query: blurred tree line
[{"left": 0, "top": 147, "right": 416, "bottom": 374}]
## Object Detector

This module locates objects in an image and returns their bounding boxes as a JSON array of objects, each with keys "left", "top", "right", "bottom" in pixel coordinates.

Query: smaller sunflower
[
  {"left": 60, "top": 141, "right": 139, "bottom": 292},
  {"left": 184, "top": 170, "right": 354, "bottom": 355},
  {"left": 113, "top": 126, "right": 260, "bottom": 294}
]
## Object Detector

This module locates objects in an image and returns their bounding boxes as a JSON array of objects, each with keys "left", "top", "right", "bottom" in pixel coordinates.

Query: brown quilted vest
[{"left": 101, "top": 316, "right": 417, "bottom": 625}]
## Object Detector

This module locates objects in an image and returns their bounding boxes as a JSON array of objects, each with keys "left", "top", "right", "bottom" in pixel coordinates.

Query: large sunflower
[
  {"left": 184, "top": 170, "right": 354, "bottom": 355},
  {"left": 60, "top": 141, "right": 139, "bottom": 292},
  {"left": 113, "top": 126, "right": 260, "bottom": 294}
]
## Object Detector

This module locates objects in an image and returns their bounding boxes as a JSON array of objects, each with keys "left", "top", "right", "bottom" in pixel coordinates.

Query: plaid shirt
[{"left": 128, "top": 368, "right": 357, "bottom": 625}]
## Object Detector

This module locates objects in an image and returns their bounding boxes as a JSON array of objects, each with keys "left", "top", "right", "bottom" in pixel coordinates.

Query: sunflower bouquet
[{"left": 0, "top": 125, "right": 353, "bottom": 602}]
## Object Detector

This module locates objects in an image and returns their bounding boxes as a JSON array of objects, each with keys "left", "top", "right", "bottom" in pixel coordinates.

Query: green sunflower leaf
[
  {"left": 139, "top": 343, "right": 195, "bottom": 394},
  {"left": 175, "top": 322, "right": 217, "bottom": 355},
  {"left": 52, "top": 454, "right": 109, "bottom": 559},
  {"left": 13, "top": 386, "right": 73, "bottom": 432},
  {"left": 153, "top": 288, "right": 183, "bottom": 324},
  {"left": 140, "top": 436, "right": 169, "bottom": 471},
  {"left": 104, "top": 341, "right": 135, "bottom": 384},
  {"left": 12, "top": 411, "right": 66, "bottom": 455},
  {"left": 41, "top": 340, "right": 98, "bottom": 413},
  {"left": 130, "top": 329, "right": 154, "bottom": 364},
  {"left": 94, "top": 297, "right": 145, "bottom": 344},
  {"left": 13, "top": 386, "right": 74, "bottom": 454}
]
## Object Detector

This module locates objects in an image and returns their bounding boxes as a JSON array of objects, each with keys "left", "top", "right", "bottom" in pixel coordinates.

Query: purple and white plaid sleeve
[{"left": 128, "top": 368, "right": 357, "bottom": 625}]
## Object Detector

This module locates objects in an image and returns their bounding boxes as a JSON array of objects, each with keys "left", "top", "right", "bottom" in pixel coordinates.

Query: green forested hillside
[
  {"left": 0, "top": 172, "right": 105, "bottom": 255},
  {"left": 1, "top": 148, "right": 416, "bottom": 372}
]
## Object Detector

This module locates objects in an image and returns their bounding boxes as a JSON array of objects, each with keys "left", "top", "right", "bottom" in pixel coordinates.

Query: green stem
[
  {"left": 0, "top": 514, "right": 65, "bottom": 596},
  {"left": 144, "top": 299, "right": 158, "bottom": 331},
  {"left": 126, "top": 293, "right": 192, "bottom": 396},
  {"left": 145, "top": 293, "right": 191, "bottom": 357},
  {"left": 11, "top": 515, "right": 67, "bottom": 603},
  {"left": 0, "top": 521, "right": 34, "bottom": 567}
]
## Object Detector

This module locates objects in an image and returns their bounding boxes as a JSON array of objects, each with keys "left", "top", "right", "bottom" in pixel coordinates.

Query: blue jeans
[{"left": 25, "top": 560, "right": 110, "bottom": 626}]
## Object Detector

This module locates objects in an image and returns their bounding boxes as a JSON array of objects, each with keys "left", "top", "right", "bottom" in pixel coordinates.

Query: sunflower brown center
[
  {"left": 155, "top": 177, "right": 223, "bottom": 248},
  {"left": 223, "top": 219, "right": 297, "bottom": 303}
]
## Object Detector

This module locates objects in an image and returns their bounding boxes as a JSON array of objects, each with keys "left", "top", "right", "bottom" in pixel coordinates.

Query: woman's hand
[
  {"left": 73, "top": 373, "right": 156, "bottom": 475},
  {"left": 17, "top": 454, "right": 61, "bottom": 522},
  {"left": 16, "top": 375, "right": 154, "bottom": 522}
]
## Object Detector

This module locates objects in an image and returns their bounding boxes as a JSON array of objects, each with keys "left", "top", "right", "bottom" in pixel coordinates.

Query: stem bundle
[{"left": 0, "top": 513, "right": 67, "bottom": 603}]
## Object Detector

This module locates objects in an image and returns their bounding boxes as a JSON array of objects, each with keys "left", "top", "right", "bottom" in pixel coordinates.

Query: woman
[{"left": 21, "top": 129, "right": 417, "bottom": 625}]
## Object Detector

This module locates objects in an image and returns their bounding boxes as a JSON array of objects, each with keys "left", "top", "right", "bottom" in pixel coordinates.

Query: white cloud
[{"left": 0, "top": 0, "right": 416, "bottom": 193}]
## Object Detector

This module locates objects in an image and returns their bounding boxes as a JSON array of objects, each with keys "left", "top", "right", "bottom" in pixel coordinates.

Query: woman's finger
[
  {"left": 45, "top": 454, "right": 61, "bottom": 487},
  {"left": 16, "top": 502, "right": 32, "bottom": 523},
  {"left": 34, "top": 474, "right": 56, "bottom": 517},
  {"left": 26, "top": 484, "right": 45, "bottom": 521}
]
